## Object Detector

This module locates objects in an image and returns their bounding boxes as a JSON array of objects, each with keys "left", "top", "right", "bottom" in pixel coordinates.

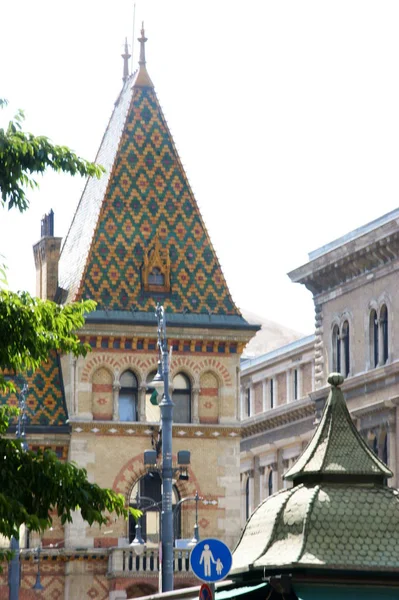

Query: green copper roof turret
[{"left": 284, "top": 373, "right": 392, "bottom": 485}]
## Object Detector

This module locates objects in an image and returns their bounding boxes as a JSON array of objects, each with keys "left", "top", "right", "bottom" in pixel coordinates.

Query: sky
[{"left": 2, "top": 0, "right": 399, "bottom": 335}]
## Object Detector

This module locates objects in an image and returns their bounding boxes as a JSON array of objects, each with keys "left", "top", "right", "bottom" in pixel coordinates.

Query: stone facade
[{"left": 240, "top": 207, "right": 399, "bottom": 529}]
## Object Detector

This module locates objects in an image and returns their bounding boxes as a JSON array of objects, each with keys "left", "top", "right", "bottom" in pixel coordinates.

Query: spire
[
  {"left": 133, "top": 22, "right": 154, "bottom": 88},
  {"left": 138, "top": 22, "right": 147, "bottom": 65},
  {"left": 121, "top": 38, "right": 131, "bottom": 83},
  {"left": 284, "top": 373, "right": 393, "bottom": 485}
]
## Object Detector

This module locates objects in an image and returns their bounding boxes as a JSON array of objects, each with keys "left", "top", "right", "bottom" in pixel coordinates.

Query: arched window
[
  {"left": 119, "top": 371, "right": 138, "bottom": 421},
  {"left": 172, "top": 373, "right": 191, "bottom": 423},
  {"left": 129, "top": 473, "right": 180, "bottom": 543},
  {"left": 380, "top": 304, "right": 388, "bottom": 364},
  {"left": 332, "top": 325, "right": 340, "bottom": 372},
  {"left": 268, "top": 469, "right": 273, "bottom": 497},
  {"left": 342, "top": 321, "right": 350, "bottom": 377},
  {"left": 370, "top": 309, "right": 379, "bottom": 368}
]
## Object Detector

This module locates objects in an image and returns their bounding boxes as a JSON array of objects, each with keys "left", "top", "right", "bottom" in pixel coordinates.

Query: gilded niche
[{"left": 142, "top": 236, "right": 171, "bottom": 293}]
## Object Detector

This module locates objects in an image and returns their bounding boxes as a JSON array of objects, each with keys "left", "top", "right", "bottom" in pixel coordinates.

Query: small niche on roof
[{"left": 142, "top": 235, "right": 171, "bottom": 293}]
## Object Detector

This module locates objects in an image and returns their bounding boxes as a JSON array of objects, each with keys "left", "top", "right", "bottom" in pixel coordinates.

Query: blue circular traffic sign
[{"left": 190, "top": 538, "right": 232, "bottom": 583}]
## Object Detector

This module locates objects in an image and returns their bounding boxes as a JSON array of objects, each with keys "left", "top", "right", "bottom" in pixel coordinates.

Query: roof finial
[
  {"left": 122, "top": 37, "right": 131, "bottom": 82},
  {"left": 138, "top": 22, "right": 147, "bottom": 66}
]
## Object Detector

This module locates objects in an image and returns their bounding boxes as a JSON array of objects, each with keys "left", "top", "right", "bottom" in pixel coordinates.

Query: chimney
[{"left": 33, "top": 210, "right": 62, "bottom": 300}]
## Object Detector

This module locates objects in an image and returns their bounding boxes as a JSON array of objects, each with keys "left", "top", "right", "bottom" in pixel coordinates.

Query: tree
[
  {"left": 0, "top": 101, "right": 138, "bottom": 545},
  {"left": 0, "top": 98, "right": 104, "bottom": 212}
]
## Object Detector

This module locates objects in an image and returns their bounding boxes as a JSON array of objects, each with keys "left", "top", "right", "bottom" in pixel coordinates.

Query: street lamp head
[
  {"left": 149, "top": 361, "right": 164, "bottom": 394},
  {"left": 130, "top": 525, "right": 146, "bottom": 555}
]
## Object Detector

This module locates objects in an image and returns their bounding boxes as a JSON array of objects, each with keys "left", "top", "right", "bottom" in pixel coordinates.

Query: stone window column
[
  {"left": 271, "top": 462, "right": 278, "bottom": 495},
  {"left": 297, "top": 366, "right": 302, "bottom": 399},
  {"left": 138, "top": 385, "right": 147, "bottom": 422},
  {"left": 378, "top": 317, "right": 385, "bottom": 367},
  {"left": 249, "top": 383, "right": 254, "bottom": 416},
  {"left": 262, "top": 380, "right": 268, "bottom": 412},
  {"left": 286, "top": 370, "right": 291, "bottom": 403},
  {"left": 192, "top": 385, "right": 200, "bottom": 423},
  {"left": 112, "top": 381, "right": 121, "bottom": 421}
]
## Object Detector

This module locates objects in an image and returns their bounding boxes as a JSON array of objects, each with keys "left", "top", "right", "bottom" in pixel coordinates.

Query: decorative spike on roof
[
  {"left": 0, "top": 352, "right": 68, "bottom": 428},
  {"left": 284, "top": 373, "right": 393, "bottom": 485},
  {"left": 122, "top": 38, "right": 131, "bottom": 83},
  {"left": 58, "top": 30, "right": 243, "bottom": 320}
]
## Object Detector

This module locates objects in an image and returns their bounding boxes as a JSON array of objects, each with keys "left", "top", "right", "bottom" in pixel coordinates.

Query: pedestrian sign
[{"left": 190, "top": 538, "right": 232, "bottom": 583}]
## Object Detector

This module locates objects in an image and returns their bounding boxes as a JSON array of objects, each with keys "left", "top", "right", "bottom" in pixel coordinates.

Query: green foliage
[
  {"left": 0, "top": 406, "right": 139, "bottom": 540},
  {"left": 0, "top": 292, "right": 96, "bottom": 392},
  {"left": 0, "top": 99, "right": 105, "bottom": 212},
  {"left": 0, "top": 99, "right": 141, "bottom": 545}
]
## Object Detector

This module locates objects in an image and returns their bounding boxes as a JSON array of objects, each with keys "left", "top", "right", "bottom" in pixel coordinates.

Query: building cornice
[
  {"left": 289, "top": 227, "right": 399, "bottom": 296},
  {"left": 241, "top": 397, "right": 315, "bottom": 438}
]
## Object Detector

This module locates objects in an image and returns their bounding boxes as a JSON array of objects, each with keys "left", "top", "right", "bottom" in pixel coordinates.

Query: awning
[
  {"left": 295, "top": 584, "right": 399, "bottom": 599},
  {"left": 216, "top": 583, "right": 268, "bottom": 599}
]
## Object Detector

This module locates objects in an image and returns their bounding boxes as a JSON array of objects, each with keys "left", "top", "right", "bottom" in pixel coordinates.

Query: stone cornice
[
  {"left": 70, "top": 420, "right": 241, "bottom": 439},
  {"left": 241, "top": 397, "right": 315, "bottom": 438},
  {"left": 289, "top": 227, "right": 399, "bottom": 296}
]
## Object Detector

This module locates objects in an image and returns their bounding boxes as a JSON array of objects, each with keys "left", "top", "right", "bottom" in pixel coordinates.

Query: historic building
[
  {"left": 232, "top": 374, "right": 399, "bottom": 599},
  {"left": 0, "top": 31, "right": 257, "bottom": 599},
  {"left": 240, "top": 207, "right": 399, "bottom": 523}
]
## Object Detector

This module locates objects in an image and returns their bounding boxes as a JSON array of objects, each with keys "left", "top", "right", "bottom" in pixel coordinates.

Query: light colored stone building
[{"left": 240, "top": 207, "right": 399, "bottom": 526}]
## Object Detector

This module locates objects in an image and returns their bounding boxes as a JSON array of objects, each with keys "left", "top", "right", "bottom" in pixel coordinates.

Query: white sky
[{"left": 2, "top": 0, "right": 399, "bottom": 335}]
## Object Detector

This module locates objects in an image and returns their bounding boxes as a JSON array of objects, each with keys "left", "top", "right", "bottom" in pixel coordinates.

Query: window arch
[
  {"left": 380, "top": 304, "right": 388, "bottom": 364},
  {"left": 172, "top": 373, "right": 191, "bottom": 423},
  {"left": 119, "top": 370, "right": 138, "bottom": 421},
  {"left": 332, "top": 320, "right": 351, "bottom": 377}
]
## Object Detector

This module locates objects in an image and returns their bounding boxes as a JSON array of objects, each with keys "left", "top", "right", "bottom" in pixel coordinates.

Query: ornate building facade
[{"left": 0, "top": 32, "right": 257, "bottom": 599}]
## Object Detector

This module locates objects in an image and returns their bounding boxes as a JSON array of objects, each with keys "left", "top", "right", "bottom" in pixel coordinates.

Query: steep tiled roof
[
  {"left": 58, "top": 46, "right": 241, "bottom": 318},
  {"left": 231, "top": 374, "right": 399, "bottom": 577},
  {"left": 0, "top": 352, "right": 68, "bottom": 428},
  {"left": 284, "top": 373, "right": 392, "bottom": 483}
]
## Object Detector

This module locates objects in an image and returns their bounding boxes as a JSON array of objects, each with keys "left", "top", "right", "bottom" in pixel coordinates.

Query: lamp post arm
[{"left": 172, "top": 494, "right": 202, "bottom": 542}]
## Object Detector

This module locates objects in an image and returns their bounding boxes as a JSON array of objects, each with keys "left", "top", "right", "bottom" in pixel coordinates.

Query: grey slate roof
[
  {"left": 284, "top": 373, "right": 392, "bottom": 483},
  {"left": 58, "top": 73, "right": 137, "bottom": 303}
]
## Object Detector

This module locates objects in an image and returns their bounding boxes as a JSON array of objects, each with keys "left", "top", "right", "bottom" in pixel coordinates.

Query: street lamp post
[{"left": 155, "top": 304, "right": 174, "bottom": 592}]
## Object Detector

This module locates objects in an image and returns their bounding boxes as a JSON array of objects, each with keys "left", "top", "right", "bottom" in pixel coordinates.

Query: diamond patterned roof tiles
[
  {"left": 58, "top": 60, "right": 241, "bottom": 318},
  {"left": 0, "top": 352, "right": 68, "bottom": 427}
]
